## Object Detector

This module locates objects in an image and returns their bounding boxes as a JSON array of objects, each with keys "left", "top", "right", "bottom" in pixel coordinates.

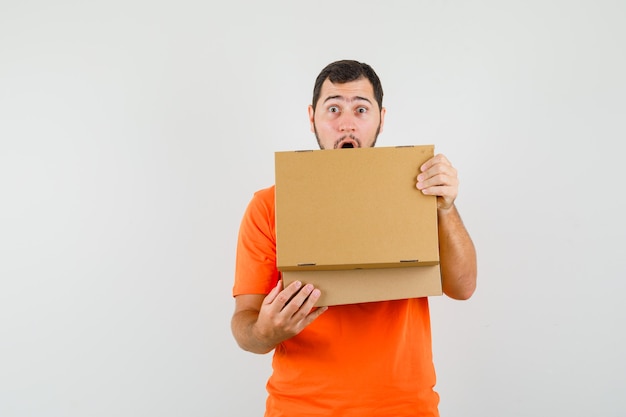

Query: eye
[
  {"left": 356, "top": 107, "right": 367, "bottom": 114},
  {"left": 329, "top": 106, "right": 340, "bottom": 113}
]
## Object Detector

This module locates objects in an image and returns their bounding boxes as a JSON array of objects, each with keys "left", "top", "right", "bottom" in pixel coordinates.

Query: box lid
[{"left": 275, "top": 145, "right": 439, "bottom": 271}]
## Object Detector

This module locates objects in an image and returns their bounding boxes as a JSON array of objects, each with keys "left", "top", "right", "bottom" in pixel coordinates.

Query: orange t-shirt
[{"left": 234, "top": 185, "right": 440, "bottom": 417}]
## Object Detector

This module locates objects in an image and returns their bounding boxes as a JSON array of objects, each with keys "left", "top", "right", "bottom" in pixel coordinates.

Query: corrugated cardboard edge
[{"left": 282, "top": 265, "right": 443, "bottom": 307}]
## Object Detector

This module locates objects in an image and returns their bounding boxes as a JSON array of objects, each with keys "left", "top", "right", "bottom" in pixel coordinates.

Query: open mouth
[{"left": 335, "top": 136, "right": 360, "bottom": 149}]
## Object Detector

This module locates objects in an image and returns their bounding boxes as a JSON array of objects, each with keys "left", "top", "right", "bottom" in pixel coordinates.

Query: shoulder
[
  {"left": 253, "top": 185, "right": 275, "bottom": 203},
  {"left": 241, "top": 185, "right": 276, "bottom": 228},
  {"left": 247, "top": 185, "right": 275, "bottom": 213}
]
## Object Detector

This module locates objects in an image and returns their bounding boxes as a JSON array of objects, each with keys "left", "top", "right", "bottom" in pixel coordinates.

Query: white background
[{"left": 1, "top": 1, "right": 625, "bottom": 416}]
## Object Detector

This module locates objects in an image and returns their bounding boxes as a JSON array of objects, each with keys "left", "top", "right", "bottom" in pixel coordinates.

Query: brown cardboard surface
[
  {"left": 282, "top": 265, "right": 443, "bottom": 307},
  {"left": 275, "top": 145, "right": 439, "bottom": 271}
]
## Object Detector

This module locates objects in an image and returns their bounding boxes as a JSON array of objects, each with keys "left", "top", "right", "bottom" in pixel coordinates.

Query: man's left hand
[{"left": 416, "top": 153, "right": 459, "bottom": 211}]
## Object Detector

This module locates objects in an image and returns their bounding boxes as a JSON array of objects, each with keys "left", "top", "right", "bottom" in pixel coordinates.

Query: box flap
[{"left": 275, "top": 145, "right": 439, "bottom": 271}]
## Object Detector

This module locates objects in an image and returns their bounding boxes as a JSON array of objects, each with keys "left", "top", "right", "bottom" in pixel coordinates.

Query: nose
[{"left": 338, "top": 113, "right": 356, "bottom": 132}]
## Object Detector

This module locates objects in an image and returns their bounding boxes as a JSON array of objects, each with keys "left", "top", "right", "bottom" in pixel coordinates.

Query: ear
[
  {"left": 307, "top": 105, "right": 315, "bottom": 133},
  {"left": 379, "top": 107, "right": 386, "bottom": 134}
]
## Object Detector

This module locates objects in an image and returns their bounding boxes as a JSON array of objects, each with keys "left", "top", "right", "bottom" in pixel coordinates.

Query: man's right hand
[{"left": 231, "top": 280, "right": 328, "bottom": 354}]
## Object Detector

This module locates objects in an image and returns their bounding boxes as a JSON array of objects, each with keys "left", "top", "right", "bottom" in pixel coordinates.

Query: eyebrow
[{"left": 323, "top": 95, "right": 372, "bottom": 104}]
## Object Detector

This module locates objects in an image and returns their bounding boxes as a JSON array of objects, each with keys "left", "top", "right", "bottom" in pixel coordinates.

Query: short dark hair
[{"left": 311, "top": 60, "right": 384, "bottom": 111}]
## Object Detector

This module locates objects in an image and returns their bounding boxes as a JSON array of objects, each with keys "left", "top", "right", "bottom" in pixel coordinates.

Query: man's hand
[
  {"left": 416, "top": 153, "right": 459, "bottom": 211},
  {"left": 256, "top": 280, "right": 327, "bottom": 346},
  {"left": 231, "top": 280, "right": 328, "bottom": 354}
]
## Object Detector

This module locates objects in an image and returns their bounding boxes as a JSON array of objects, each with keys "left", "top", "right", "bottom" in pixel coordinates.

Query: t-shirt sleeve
[{"left": 232, "top": 187, "right": 280, "bottom": 297}]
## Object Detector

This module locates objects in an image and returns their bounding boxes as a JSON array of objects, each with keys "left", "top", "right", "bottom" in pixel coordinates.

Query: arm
[
  {"left": 231, "top": 280, "right": 328, "bottom": 354},
  {"left": 417, "top": 154, "right": 477, "bottom": 300},
  {"left": 231, "top": 187, "right": 326, "bottom": 353}
]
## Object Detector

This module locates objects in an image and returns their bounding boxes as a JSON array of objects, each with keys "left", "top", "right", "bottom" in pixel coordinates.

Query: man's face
[{"left": 308, "top": 77, "right": 386, "bottom": 149}]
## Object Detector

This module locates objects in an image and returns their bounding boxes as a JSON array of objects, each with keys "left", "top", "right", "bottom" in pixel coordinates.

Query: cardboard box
[
  {"left": 275, "top": 145, "right": 442, "bottom": 306},
  {"left": 282, "top": 265, "right": 442, "bottom": 307}
]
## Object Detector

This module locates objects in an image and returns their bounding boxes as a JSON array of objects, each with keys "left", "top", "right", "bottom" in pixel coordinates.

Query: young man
[{"left": 231, "top": 60, "right": 477, "bottom": 417}]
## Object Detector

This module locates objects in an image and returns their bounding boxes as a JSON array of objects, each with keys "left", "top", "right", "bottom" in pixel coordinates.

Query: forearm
[
  {"left": 438, "top": 204, "right": 477, "bottom": 300},
  {"left": 231, "top": 309, "right": 277, "bottom": 355}
]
